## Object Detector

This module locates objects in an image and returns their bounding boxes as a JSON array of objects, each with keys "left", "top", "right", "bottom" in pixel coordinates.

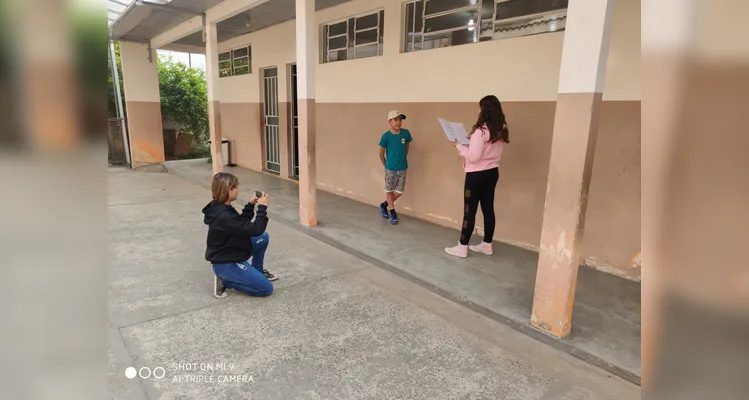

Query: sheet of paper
[
  {"left": 449, "top": 122, "right": 471, "bottom": 145},
  {"left": 437, "top": 118, "right": 456, "bottom": 141}
]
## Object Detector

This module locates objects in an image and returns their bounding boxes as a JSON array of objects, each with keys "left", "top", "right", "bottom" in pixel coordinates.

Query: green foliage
[
  {"left": 157, "top": 54, "right": 209, "bottom": 144},
  {"left": 71, "top": 6, "right": 110, "bottom": 138},
  {"left": 107, "top": 42, "right": 125, "bottom": 119},
  {"left": 106, "top": 46, "right": 209, "bottom": 144},
  {"left": 73, "top": 8, "right": 108, "bottom": 100},
  {"left": 176, "top": 148, "right": 211, "bottom": 160}
]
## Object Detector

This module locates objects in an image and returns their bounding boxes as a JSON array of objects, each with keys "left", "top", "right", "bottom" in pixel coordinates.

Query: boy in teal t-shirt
[{"left": 378, "top": 110, "right": 413, "bottom": 225}]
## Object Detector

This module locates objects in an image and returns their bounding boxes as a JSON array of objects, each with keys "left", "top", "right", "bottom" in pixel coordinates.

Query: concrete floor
[
  {"left": 165, "top": 159, "right": 642, "bottom": 384},
  {"left": 108, "top": 166, "right": 638, "bottom": 399}
]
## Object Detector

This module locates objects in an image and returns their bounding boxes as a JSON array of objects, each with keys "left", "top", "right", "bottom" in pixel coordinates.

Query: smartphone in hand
[{"left": 255, "top": 191, "right": 263, "bottom": 198}]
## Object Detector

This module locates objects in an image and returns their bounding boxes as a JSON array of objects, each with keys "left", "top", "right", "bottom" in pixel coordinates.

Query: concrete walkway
[
  {"left": 166, "top": 159, "right": 641, "bottom": 385},
  {"left": 108, "top": 166, "right": 638, "bottom": 399}
]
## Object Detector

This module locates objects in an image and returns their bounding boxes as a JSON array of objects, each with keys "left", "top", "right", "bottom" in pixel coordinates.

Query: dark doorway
[{"left": 289, "top": 64, "right": 299, "bottom": 179}]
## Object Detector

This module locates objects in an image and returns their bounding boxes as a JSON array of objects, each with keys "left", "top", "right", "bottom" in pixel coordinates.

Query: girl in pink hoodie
[{"left": 445, "top": 95, "right": 510, "bottom": 258}]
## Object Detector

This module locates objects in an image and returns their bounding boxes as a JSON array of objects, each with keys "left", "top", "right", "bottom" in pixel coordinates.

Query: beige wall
[
  {"left": 120, "top": 42, "right": 162, "bottom": 103},
  {"left": 215, "top": 0, "right": 642, "bottom": 280},
  {"left": 216, "top": 21, "right": 297, "bottom": 173},
  {"left": 217, "top": 0, "right": 639, "bottom": 102},
  {"left": 120, "top": 42, "right": 165, "bottom": 167},
  {"left": 219, "top": 20, "right": 296, "bottom": 103},
  {"left": 313, "top": 0, "right": 639, "bottom": 102}
]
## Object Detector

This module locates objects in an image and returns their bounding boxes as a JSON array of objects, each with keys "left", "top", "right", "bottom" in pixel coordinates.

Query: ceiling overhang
[
  {"left": 109, "top": 0, "right": 356, "bottom": 47},
  {"left": 109, "top": 0, "right": 219, "bottom": 43}
]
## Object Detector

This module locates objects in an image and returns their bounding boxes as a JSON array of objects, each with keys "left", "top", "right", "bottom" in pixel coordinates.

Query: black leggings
[{"left": 460, "top": 168, "right": 499, "bottom": 245}]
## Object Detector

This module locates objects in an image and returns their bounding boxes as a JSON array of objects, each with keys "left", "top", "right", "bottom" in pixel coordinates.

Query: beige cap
[{"left": 387, "top": 110, "right": 406, "bottom": 121}]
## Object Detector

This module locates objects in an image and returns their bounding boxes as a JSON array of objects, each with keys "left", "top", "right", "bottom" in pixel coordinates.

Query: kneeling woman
[{"left": 203, "top": 172, "right": 278, "bottom": 299}]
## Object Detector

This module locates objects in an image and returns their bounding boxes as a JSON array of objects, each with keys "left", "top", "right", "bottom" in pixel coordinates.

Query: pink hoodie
[{"left": 457, "top": 125, "right": 505, "bottom": 173}]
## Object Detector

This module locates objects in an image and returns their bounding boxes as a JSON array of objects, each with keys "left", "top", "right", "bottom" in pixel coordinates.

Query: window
[
  {"left": 218, "top": 45, "right": 252, "bottom": 77},
  {"left": 232, "top": 46, "right": 251, "bottom": 75},
  {"left": 219, "top": 51, "right": 232, "bottom": 77},
  {"left": 403, "top": 0, "right": 568, "bottom": 53},
  {"left": 321, "top": 10, "right": 385, "bottom": 63}
]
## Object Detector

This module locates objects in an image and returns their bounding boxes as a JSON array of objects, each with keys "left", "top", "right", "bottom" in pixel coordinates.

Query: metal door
[
  {"left": 263, "top": 68, "right": 280, "bottom": 173},
  {"left": 290, "top": 64, "right": 299, "bottom": 178}
]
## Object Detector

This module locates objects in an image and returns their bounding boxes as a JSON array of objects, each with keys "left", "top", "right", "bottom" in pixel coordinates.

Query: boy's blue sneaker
[
  {"left": 389, "top": 210, "right": 398, "bottom": 225},
  {"left": 379, "top": 202, "right": 389, "bottom": 219}
]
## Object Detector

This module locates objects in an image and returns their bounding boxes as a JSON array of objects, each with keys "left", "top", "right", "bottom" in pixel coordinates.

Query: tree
[
  {"left": 107, "top": 42, "right": 125, "bottom": 119},
  {"left": 157, "top": 54, "right": 209, "bottom": 144},
  {"left": 107, "top": 47, "right": 209, "bottom": 144}
]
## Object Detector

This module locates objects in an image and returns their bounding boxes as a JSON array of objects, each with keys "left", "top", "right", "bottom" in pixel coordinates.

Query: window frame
[
  {"left": 320, "top": 9, "right": 385, "bottom": 64},
  {"left": 402, "top": 0, "right": 568, "bottom": 53},
  {"left": 492, "top": 9, "right": 567, "bottom": 39},
  {"left": 218, "top": 45, "right": 252, "bottom": 78},
  {"left": 232, "top": 45, "right": 252, "bottom": 76},
  {"left": 219, "top": 51, "right": 233, "bottom": 77}
]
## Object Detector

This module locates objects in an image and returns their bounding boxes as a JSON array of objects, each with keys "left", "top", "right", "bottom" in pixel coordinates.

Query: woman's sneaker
[
  {"left": 469, "top": 242, "right": 494, "bottom": 255},
  {"left": 445, "top": 243, "right": 468, "bottom": 258},
  {"left": 214, "top": 276, "right": 228, "bottom": 299},
  {"left": 263, "top": 269, "right": 278, "bottom": 281},
  {"left": 379, "top": 202, "right": 389, "bottom": 219}
]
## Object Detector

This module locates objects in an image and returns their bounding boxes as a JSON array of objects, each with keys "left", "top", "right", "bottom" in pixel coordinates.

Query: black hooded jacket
[{"left": 202, "top": 200, "right": 269, "bottom": 264}]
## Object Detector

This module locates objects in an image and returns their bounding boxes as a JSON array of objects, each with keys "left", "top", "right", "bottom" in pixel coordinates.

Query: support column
[
  {"left": 277, "top": 67, "right": 291, "bottom": 179},
  {"left": 120, "top": 42, "right": 165, "bottom": 168},
  {"left": 110, "top": 41, "right": 131, "bottom": 165},
  {"left": 641, "top": 0, "right": 694, "bottom": 385},
  {"left": 295, "top": 0, "right": 317, "bottom": 227},
  {"left": 18, "top": 0, "right": 79, "bottom": 151},
  {"left": 205, "top": 21, "right": 224, "bottom": 175},
  {"left": 530, "top": 0, "right": 616, "bottom": 338}
]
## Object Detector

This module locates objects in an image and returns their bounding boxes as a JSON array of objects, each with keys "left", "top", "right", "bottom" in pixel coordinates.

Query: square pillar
[
  {"left": 530, "top": 0, "right": 617, "bottom": 338},
  {"left": 18, "top": 0, "right": 80, "bottom": 151},
  {"left": 204, "top": 21, "right": 224, "bottom": 175},
  {"left": 276, "top": 67, "right": 291, "bottom": 179},
  {"left": 120, "top": 42, "right": 165, "bottom": 168},
  {"left": 640, "top": 0, "right": 695, "bottom": 385},
  {"left": 295, "top": 0, "right": 317, "bottom": 227}
]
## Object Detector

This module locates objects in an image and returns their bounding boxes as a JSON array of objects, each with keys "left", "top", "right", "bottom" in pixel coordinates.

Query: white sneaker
[
  {"left": 214, "top": 275, "right": 228, "bottom": 299},
  {"left": 469, "top": 242, "right": 494, "bottom": 255},
  {"left": 445, "top": 243, "right": 468, "bottom": 258}
]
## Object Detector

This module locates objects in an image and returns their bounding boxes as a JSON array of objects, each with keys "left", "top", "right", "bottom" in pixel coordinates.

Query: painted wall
[
  {"left": 215, "top": 0, "right": 641, "bottom": 280},
  {"left": 216, "top": 20, "right": 297, "bottom": 175},
  {"left": 120, "top": 42, "right": 165, "bottom": 167}
]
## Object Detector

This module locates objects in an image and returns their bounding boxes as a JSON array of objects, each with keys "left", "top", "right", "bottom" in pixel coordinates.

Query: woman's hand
[
  {"left": 257, "top": 193, "right": 270, "bottom": 207},
  {"left": 449, "top": 139, "right": 458, "bottom": 147},
  {"left": 250, "top": 193, "right": 260, "bottom": 205}
]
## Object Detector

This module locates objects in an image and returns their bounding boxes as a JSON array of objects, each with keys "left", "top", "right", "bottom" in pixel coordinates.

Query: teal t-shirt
[{"left": 379, "top": 129, "right": 413, "bottom": 171}]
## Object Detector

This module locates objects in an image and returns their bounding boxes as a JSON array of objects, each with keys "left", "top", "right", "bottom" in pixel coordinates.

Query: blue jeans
[{"left": 212, "top": 232, "right": 272, "bottom": 297}]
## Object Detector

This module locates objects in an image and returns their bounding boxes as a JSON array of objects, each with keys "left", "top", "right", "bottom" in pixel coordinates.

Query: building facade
[
  {"left": 111, "top": 0, "right": 639, "bottom": 338},
  {"left": 214, "top": 0, "right": 641, "bottom": 280}
]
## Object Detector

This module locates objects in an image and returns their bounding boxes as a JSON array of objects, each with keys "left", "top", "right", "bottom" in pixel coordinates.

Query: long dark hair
[{"left": 470, "top": 95, "right": 510, "bottom": 144}]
